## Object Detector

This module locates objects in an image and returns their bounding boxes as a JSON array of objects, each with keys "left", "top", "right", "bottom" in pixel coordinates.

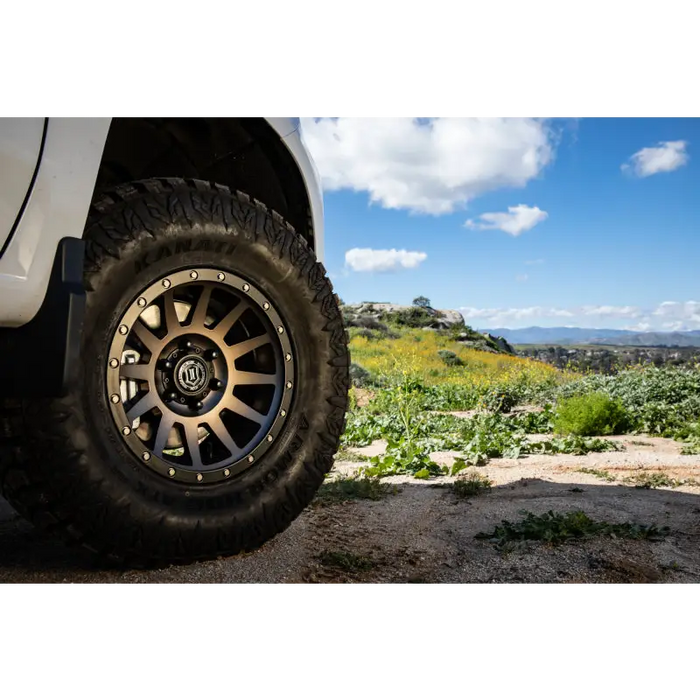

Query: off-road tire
[{"left": 0, "top": 178, "right": 350, "bottom": 567}]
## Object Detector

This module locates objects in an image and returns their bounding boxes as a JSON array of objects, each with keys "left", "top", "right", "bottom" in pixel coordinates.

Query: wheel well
[{"left": 93, "top": 118, "right": 314, "bottom": 248}]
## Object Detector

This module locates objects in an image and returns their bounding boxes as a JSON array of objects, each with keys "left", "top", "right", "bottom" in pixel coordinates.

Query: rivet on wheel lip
[
  {"left": 118, "top": 325, "right": 128, "bottom": 335},
  {"left": 277, "top": 326, "right": 284, "bottom": 334},
  {"left": 168, "top": 468, "right": 176, "bottom": 477},
  {"left": 217, "top": 273, "right": 225, "bottom": 281},
  {"left": 196, "top": 473, "right": 203, "bottom": 482},
  {"left": 285, "top": 353, "right": 292, "bottom": 362},
  {"left": 242, "top": 283, "right": 250, "bottom": 292},
  {"left": 262, "top": 302, "right": 270, "bottom": 311},
  {"left": 122, "top": 426, "right": 131, "bottom": 436},
  {"left": 266, "top": 435, "right": 274, "bottom": 442},
  {"left": 142, "top": 452, "right": 151, "bottom": 461},
  {"left": 110, "top": 394, "right": 120, "bottom": 404},
  {"left": 162, "top": 279, "right": 171, "bottom": 288},
  {"left": 190, "top": 271, "right": 198, "bottom": 280},
  {"left": 223, "top": 469, "right": 231, "bottom": 477},
  {"left": 280, "top": 409, "right": 287, "bottom": 417},
  {"left": 109, "top": 358, "right": 119, "bottom": 368},
  {"left": 247, "top": 455, "right": 255, "bottom": 463},
  {"left": 137, "top": 297, "right": 147, "bottom": 307},
  {"left": 286, "top": 381, "right": 293, "bottom": 389}
]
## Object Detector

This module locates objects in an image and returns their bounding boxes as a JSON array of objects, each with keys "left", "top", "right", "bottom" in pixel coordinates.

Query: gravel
[{"left": 2, "top": 434, "right": 700, "bottom": 583}]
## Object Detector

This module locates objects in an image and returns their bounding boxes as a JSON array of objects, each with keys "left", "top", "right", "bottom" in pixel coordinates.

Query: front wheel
[{"left": 0, "top": 179, "right": 349, "bottom": 566}]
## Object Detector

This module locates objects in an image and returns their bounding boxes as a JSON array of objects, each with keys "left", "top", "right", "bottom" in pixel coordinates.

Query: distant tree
[{"left": 412, "top": 296, "right": 431, "bottom": 309}]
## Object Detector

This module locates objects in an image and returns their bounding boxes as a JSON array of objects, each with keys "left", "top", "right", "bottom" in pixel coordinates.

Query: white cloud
[
  {"left": 622, "top": 140, "right": 689, "bottom": 177},
  {"left": 465, "top": 204, "right": 548, "bottom": 236},
  {"left": 300, "top": 118, "right": 554, "bottom": 214},
  {"left": 344, "top": 248, "right": 427, "bottom": 273},
  {"left": 458, "top": 301, "right": 700, "bottom": 330},
  {"left": 580, "top": 305, "right": 642, "bottom": 318}
]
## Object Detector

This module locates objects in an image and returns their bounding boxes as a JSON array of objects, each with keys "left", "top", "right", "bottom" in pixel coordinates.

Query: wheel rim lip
[{"left": 106, "top": 268, "right": 295, "bottom": 484}]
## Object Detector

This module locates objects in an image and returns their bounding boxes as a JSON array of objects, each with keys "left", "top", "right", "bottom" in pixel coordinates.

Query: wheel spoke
[
  {"left": 162, "top": 290, "right": 180, "bottom": 334},
  {"left": 132, "top": 320, "right": 161, "bottom": 354},
  {"left": 207, "top": 415, "right": 244, "bottom": 460},
  {"left": 183, "top": 421, "right": 204, "bottom": 470},
  {"left": 126, "top": 390, "right": 158, "bottom": 423},
  {"left": 231, "top": 370, "right": 279, "bottom": 386},
  {"left": 189, "top": 285, "right": 213, "bottom": 329},
  {"left": 227, "top": 396, "right": 268, "bottom": 425},
  {"left": 212, "top": 301, "right": 249, "bottom": 340},
  {"left": 119, "top": 363, "right": 151, "bottom": 381},
  {"left": 153, "top": 414, "right": 175, "bottom": 457},
  {"left": 228, "top": 333, "right": 272, "bottom": 361}
]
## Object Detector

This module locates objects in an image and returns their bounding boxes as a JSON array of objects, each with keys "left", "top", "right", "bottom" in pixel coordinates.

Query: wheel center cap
[{"left": 175, "top": 356, "right": 210, "bottom": 395}]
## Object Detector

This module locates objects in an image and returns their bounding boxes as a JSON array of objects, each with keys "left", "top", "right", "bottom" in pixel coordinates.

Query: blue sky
[{"left": 300, "top": 118, "right": 699, "bottom": 331}]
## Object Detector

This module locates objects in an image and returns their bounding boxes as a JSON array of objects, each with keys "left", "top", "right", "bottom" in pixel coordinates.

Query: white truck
[{"left": 0, "top": 118, "right": 349, "bottom": 566}]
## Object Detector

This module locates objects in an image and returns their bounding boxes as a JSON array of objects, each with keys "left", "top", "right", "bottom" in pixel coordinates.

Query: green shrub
[
  {"left": 349, "top": 362, "right": 373, "bottom": 388},
  {"left": 480, "top": 386, "right": 518, "bottom": 413},
  {"left": 437, "top": 349, "right": 464, "bottom": 367},
  {"left": 381, "top": 306, "right": 436, "bottom": 328},
  {"left": 553, "top": 393, "right": 629, "bottom": 436}
]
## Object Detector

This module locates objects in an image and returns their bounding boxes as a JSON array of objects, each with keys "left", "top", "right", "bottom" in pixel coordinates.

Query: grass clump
[
  {"left": 577, "top": 467, "right": 618, "bottom": 482},
  {"left": 451, "top": 471, "right": 493, "bottom": 498},
  {"left": 318, "top": 550, "right": 376, "bottom": 572},
  {"left": 553, "top": 392, "right": 629, "bottom": 436},
  {"left": 476, "top": 510, "right": 669, "bottom": 550},
  {"left": 622, "top": 472, "right": 699, "bottom": 489},
  {"left": 315, "top": 476, "right": 390, "bottom": 505}
]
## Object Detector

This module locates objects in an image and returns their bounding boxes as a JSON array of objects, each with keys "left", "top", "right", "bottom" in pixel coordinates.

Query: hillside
[{"left": 481, "top": 326, "right": 700, "bottom": 347}]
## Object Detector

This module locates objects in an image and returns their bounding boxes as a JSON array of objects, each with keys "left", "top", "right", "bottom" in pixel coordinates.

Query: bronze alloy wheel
[{"left": 106, "top": 269, "right": 295, "bottom": 484}]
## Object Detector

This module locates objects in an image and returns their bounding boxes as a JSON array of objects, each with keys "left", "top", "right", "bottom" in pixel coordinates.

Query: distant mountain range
[{"left": 479, "top": 326, "right": 700, "bottom": 347}]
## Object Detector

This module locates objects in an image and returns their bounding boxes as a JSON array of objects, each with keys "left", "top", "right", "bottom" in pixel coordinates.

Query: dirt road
[{"left": 2, "top": 434, "right": 700, "bottom": 583}]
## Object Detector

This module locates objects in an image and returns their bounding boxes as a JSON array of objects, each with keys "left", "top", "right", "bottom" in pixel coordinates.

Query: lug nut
[
  {"left": 167, "top": 391, "right": 178, "bottom": 402},
  {"left": 206, "top": 349, "right": 219, "bottom": 360},
  {"left": 194, "top": 401, "right": 204, "bottom": 410},
  {"left": 183, "top": 340, "right": 194, "bottom": 350},
  {"left": 210, "top": 378, "right": 223, "bottom": 390},
  {"left": 163, "top": 360, "right": 173, "bottom": 370}
]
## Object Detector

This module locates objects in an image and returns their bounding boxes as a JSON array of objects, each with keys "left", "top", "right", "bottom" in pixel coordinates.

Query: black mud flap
[{"left": 0, "top": 238, "right": 85, "bottom": 398}]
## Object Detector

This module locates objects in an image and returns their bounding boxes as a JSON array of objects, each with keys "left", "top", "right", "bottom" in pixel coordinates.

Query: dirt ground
[{"left": 2, "top": 433, "right": 700, "bottom": 583}]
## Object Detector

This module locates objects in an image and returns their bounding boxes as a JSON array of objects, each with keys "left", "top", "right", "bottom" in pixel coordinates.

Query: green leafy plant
[
  {"left": 553, "top": 392, "right": 630, "bottom": 436},
  {"left": 476, "top": 510, "right": 670, "bottom": 550}
]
